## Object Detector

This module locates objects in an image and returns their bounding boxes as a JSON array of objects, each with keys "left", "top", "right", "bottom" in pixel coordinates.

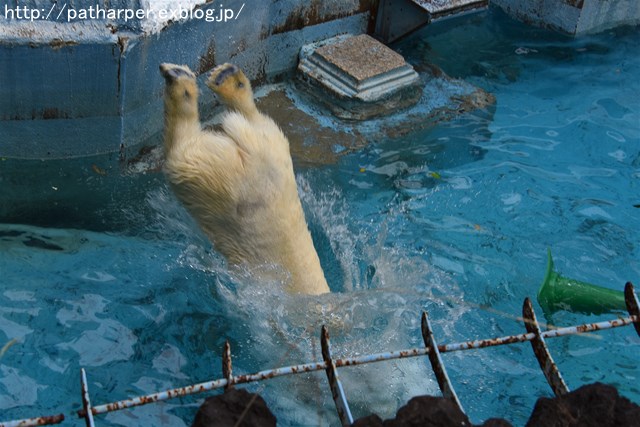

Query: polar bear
[{"left": 159, "top": 63, "right": 329, "bottom": 295}]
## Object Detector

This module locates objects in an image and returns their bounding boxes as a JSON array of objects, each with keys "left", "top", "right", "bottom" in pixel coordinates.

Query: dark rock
[
  {"left": 352, "top": 396, "right": 476, "bottom": 427},
  {"left": 352, "top": 414, "right": 384, "bottom": 427},
  {"left": 525, "top": 382, "right": 640, "bottom": 427},
  {"left": 386, "top": 396, "right": 471, "bottom": 427},
  {"left": 191, "top": 388, "right": 276, "bottom": 427},
  {"left": 193, "top": 383, "right": 639, "bottom": 427},
  {"left": 351, "top": 383, "right": 640, "bottom": 427},
  {"left": 478, "top": 419, "right": 513, "bottom": 427}
]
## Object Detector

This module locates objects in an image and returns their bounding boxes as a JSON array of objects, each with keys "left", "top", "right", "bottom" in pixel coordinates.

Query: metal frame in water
[{"left": 2, "top": 283, "right": 639, "bottom": 427}]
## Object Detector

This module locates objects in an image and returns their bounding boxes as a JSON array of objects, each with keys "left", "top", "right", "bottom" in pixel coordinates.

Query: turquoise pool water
[{"left": 1, "top": 8, "right": 639, "bottom": 426}]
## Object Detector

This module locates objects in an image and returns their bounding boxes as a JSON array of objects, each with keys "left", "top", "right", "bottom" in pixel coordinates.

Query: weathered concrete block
[
  {"left": 491, "top": 0, "right": 640, "bottom": 35},
  {"left": 375, "top": 0, "right": 488, "bottom": 43},
  {"left": 297, "top": 34, "right": 422, "bottom": 120}
]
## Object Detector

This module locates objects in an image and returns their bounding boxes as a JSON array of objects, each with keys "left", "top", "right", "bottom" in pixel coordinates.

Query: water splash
[
  {"left": 138, "top": 170, "right": 470, "bottom": 422},
  {"left": 153, "top": 173, "right": 468, "bottom": 422}
]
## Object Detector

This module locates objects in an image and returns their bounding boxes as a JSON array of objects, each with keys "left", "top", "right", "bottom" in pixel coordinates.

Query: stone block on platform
[{"left": 297, "top": 34, "right": 422, "bottom": 120}]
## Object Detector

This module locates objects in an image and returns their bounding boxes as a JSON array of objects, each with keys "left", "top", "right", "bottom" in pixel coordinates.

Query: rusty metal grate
[{"left": 2, "top": 282, "right": 639, "bottom": 427}]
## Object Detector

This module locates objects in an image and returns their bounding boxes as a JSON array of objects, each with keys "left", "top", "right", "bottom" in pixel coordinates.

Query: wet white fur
[{"left": 160, "top": 63, "right": 329, "bottom": 295}]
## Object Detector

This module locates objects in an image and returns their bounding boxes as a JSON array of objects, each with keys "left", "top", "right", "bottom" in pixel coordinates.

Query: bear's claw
[
  {"left": 159, "top": 63, "right": 195, "bottom": 81},
  {"left": 208, "top": 63, "right": 240, "bottom": 88}
]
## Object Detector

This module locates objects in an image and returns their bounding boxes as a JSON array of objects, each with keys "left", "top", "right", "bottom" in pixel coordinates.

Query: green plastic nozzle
[{"left": 537, "top": 249, "right": 626, "bottom": 315}]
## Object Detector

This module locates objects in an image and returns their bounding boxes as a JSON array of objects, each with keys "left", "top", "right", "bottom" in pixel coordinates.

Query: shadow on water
[{"left": 0, "top": 152, "right": 164, "bottom": 232}]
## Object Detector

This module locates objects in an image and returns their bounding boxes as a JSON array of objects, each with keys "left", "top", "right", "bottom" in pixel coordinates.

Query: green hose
[{"left": 537, "top": 249, "right": 626, "bottom": 315}]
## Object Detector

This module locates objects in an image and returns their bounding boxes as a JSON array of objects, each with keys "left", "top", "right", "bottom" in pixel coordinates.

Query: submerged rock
[
  {"left": 191, "top": 383, "right": 639, "bottom": 426},
  {"left": 525, "top": 382, "right": 640, "bottom": 427},
  {"left": 191, "top": 388, "right": 276, "bottom": 427},
  {"left": 386, "top": 396, "right": 470, "bottom": 427},
  {"left": 353, "top": 395, "right": 472, "bottom": 427},
  {"left": 351, "top": 395, "right": 512, "bottom": 427},
  {"left": 351, "top": 383, "right": 639, "bottom": 427}
]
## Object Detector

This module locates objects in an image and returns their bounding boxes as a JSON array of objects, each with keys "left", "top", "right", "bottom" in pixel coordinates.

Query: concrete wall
[
  {"left": 491, "top": 0, "right": 640, "bottom": 35},
  {"left": 0, "top": 0, "right": 377, "bottom": 159},
  {"left": 577, "top": 0, "right": 640, "bottom": 33}
]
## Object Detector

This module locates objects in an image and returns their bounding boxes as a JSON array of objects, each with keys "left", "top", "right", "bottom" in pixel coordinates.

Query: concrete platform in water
[{"left": 297, "top": 34, "right": 422, "bottom": 120}]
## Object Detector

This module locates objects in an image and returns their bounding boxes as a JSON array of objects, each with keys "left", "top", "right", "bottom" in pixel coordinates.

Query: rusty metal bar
[
  {"left": 223, "top": 340, "right": 233, "bottom": 390},
  {"left": 76, "top": 311, "right": 637, "bottom": 419},
  {"left": 439, "top": 315, "right": 637, "bottom": 354},
  {"left": 540, "top": 317, "right": 637, "bottom": 339},
  {"left": 78, "top": 377, "right": 230, "bottom": 417},
  {"left": 75, "top": 310, "right": 637, "bottom": 419},
  {"left": 624, "top": 282, "right": 640, "bottom": 337},
  {"left": 218, "top": 361, "right": 327, "bottom": 384},
  {"left": 439, "top": 332, "right": 536, "bottom": 352},
  {"left": 80, "top": 369, "right": 95, "bottom": 427},
  {"left": 0, "top": 414, "right": 65, "bottom": 427},
  {"left": 421, "top": 312, "right": 464, "bottom": 412},
  {"left": 523, "top": 298, "right": 570, "bottom": 396},
  {"left": 0, "top": 289, "right": 619, "bottom": 426},
  {"left": 336, "top": 347, "right": 430, "bottom": 367},
  {"left": 321, "top": 326, "right": 354, "bottom": 427},
  {"left": 78, "top": 361, "right": 330, "bottom": 417}
]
